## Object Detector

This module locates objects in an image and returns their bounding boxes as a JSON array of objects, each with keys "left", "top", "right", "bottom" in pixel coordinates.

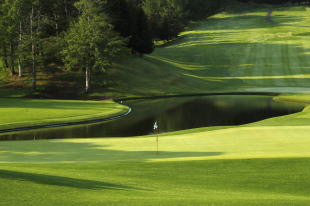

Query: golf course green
[{"left": 1, "top": 6, "right": 310, "bottom": 206}]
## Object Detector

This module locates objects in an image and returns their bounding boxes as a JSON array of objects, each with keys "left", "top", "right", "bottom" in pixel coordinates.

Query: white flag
[{"left": 153, "top": 121, "right": 158, "bottom": 130}]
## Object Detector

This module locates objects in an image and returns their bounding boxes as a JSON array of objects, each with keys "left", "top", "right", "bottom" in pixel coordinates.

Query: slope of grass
[
  {"left": 103, "top": 6, "right": 310, "bottom": 98},
  {"left": 0, "top": 98, "right": 129, "bottom": 131}
]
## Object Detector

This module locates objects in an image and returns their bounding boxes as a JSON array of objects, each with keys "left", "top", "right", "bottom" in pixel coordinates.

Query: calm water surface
[{"left": 0, "top": 95, "right": 305, "bottom": 141}]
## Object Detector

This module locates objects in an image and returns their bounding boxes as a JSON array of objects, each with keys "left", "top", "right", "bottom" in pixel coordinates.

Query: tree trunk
[
  {"left": 64, "top": 0, "right": 68, "bottom": 20},
  {"left": 9, "top": 42, "right": 16, "bottom": 76},
  {"left": 85, "top": 66, "right": 90, "bottom": 94},
  {"left": 18, "top": 59, "right": 22, "bottom": 77},
  {"left": 18, "top": 20, "right": 23, "bottom": 77},
  {"left": 2, "top": 46, "right": 9, "bottom": 69},
  {"left": 31, "top": 6, "right": 36, "bottom": 92},
  {"left": 54, "top": 14, "right": 59, "bottom": 36}
]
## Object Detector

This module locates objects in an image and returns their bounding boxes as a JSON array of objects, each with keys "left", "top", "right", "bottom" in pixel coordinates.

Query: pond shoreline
[
  {"left": 0, "top": 92, "right": 283, "bottom": 135},
  {"left": 0, "top": 108, "right": 132, "bottom": 135},
  {"left": 0, "top": 92, "right": 291, "bottom": 138},
  {"left": 115, "top": 92, "right": 280, "bottom": 102}
]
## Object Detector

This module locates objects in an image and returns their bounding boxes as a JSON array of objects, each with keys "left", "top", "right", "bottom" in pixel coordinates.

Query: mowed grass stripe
[{"left": 105, "top": 7, "right": 310, "bottom": 97}]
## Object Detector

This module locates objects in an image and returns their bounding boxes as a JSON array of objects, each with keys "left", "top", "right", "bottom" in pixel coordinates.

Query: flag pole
[
  {"left": 154, "top": 121, "right": 159, "bottom": 154},
  {"left": 156, "top": 131, "right": 159, "bottom": 154}
]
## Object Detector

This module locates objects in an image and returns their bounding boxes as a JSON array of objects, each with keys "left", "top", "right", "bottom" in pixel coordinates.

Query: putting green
[{"left": 0, "top": 124, "right": 310, "bottom": 163}]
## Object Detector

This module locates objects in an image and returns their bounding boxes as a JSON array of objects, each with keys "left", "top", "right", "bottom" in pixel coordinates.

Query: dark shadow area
[
  {"left": 272, "top": 14, "right": 306, "bottom": 24},
  {"left": 204, "top": 13, "right": 303, "bottom": 30},
  {"left": 0, "top": 169, "right": 136, "bottom": 190}
]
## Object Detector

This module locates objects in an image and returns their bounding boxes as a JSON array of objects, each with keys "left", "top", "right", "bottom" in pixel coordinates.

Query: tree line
[
  {"left": 239, "top": 0, "right": 310, "bottom": 4},
  {"left": 2, "top": 0, "right": 301, "bottom": 94},
  {"left": 0, "top": 0, "right": 226, "bottom": 93}
]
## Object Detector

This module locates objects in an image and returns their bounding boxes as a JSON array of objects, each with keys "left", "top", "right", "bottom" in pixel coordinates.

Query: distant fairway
[
  {"left": 2, "top": 6, "right": 310, "bottom": 206},
  {"left": 109, "top": 6, "right": 310, "bottom": 97}
]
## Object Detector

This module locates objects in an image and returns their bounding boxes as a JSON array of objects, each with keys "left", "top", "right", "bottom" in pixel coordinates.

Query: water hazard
[{"left": 0, "top": 95, "right": 305, "bottom": 141}]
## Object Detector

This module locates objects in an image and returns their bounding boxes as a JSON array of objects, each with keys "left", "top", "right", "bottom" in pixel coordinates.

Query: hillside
[{"left": 105, "top": 6, "right": 310, "bottom": 98}]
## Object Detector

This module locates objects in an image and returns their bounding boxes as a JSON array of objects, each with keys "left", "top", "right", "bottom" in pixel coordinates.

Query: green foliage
[
  {"left": 142, "top": 0, "right": 186, "bottom": 41},
  {"left": 106, "top": 0, "right": 154, "bottom": 54},
  {"left": 62, "top": 0, "right": 125, "bottom": 92}
]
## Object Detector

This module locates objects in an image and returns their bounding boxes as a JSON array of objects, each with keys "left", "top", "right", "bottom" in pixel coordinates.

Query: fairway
[
  {"left": 109, "top": 6, "right": 310, "bottom": 97},
  {"left": 1, "top": 5, "right": 310, "bottom": 206}
]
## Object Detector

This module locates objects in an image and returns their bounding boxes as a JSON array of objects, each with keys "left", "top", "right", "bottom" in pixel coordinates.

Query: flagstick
[
  {"left": 156, "top": 130, "right": 159, "bottom": 154},
  {"left": 153, "top": 121, "right": 159, "bottom": 155}
]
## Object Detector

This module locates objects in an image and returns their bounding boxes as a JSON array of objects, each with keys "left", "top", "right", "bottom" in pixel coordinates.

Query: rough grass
[{"left": 0, "top": 98, "right": 129, "bottom": 131}]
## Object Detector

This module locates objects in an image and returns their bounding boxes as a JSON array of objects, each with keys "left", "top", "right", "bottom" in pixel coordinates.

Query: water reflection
[{"left": 0, "top": 95, "right": 305, "bottom": 140}]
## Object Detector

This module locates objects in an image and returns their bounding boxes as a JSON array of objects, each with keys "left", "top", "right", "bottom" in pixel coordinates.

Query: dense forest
[{"left": 0, "top": 0, "right": 308, "bottom": 94}]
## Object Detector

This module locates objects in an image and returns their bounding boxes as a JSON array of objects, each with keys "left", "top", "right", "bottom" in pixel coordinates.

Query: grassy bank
[{"left": 0, "top": 98, "right": 129, "bottom": 131}]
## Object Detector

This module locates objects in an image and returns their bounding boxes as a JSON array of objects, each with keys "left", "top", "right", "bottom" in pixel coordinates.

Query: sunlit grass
[{"left": 0, "top": 98, "right": 129, "bottom": 130}]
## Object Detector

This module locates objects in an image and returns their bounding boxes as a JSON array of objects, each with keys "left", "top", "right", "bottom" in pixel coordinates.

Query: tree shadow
[
  {"left": 204, "top": 13, "right": 303, "bottom": 31},
  {"left": 151, "top": 40, "right": 310, "bottom": 82},
  {"left": 0, "top": 140, "right": 224, "bottom": 162},
  {"left": 0, "top": 169, "right": 137, "bottom": 190},
  {"left": 272, "top": 14, "right": 306, "bottom": 25}
]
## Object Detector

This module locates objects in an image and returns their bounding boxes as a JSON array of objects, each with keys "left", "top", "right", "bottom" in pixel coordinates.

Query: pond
[{"left": 0, "top": 95, "right": 305, "bottom": 141}]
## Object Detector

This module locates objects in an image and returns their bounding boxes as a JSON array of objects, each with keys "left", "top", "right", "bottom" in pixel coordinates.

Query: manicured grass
[
  {"left": 1, "top": 159, "right": 310, "bottom": 206},
  {"left": 2, "top": 6, "right": 310, "bottom": 206},
  {"left": 103, "top": 6, "right": 310, "bottom": 98},
  {"left": 0, "top": 98, "right": 129, "bottom": 131}
]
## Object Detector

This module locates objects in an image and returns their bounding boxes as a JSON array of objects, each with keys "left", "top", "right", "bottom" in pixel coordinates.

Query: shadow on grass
[
  {"left": 0, "top": 140, "right": 224, "bottom": 162},
  {"left": 0, "top": 169, "right": 137, "bottom": 190},
  {"left": 206, "top": 13, "right": 303, "bottom": 30}
]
